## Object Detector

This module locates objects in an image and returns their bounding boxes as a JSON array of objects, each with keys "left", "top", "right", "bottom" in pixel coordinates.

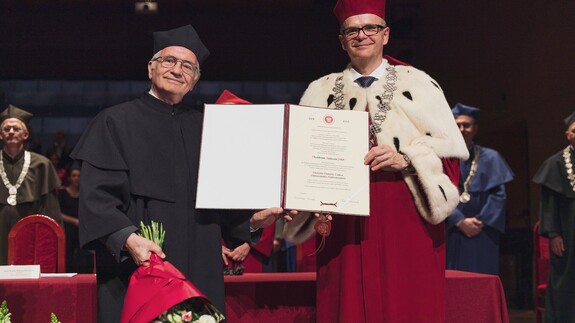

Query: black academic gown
[
  {"left": 533, "top": 148, "right": 575, "bottom": 323},
  {"left": 71, "top": 93, "right": 251, "bottom": 322}
]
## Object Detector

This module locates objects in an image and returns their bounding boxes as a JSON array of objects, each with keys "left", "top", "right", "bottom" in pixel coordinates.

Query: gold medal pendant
[
  {"left": 459, "top": 192, "right": 471, "bottom": 204},
  {"left": 0, "top": 151, "right": 31, "bottom": 207},
  {"left": 7, "top": 195, "right": 16, "bottom": 206}
]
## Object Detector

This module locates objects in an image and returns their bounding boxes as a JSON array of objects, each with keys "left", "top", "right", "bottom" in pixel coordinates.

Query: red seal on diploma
[
  {"left": 314, "top": 217, "right": 331, "bottom": 237},
  {"left": 311, "top": 216, "right": 332, "bottom": 255}
]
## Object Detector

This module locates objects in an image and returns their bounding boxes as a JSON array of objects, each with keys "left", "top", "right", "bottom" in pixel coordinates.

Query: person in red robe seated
[{"left": 284, "top": 0, "right": 469, "bottom": 321}]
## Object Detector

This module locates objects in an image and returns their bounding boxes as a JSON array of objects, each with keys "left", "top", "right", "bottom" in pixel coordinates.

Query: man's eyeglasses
[
  {"left": 457, "top": 122, "right": 475, "bottom": 129},
  {"left": 2, "top": 126, "right": 23, "bottom": 133},
  {"left": 152, "top": 56, "right": 199, "bottom": 76},
  {"left": 341, "top": 24, "right": 386, "bottom": 39}
]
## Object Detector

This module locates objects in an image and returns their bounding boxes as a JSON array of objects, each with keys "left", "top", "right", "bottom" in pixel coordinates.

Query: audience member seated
[
  {"left": 45, "top": 130, "right": 73, "bottom": 170},
  {"left": 49, "top": 152, "right": 68, "bottom": 188}
]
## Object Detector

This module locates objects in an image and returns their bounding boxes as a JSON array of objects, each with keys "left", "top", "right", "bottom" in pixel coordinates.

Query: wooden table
[
  {"left": 0, "top": 270, "right": 507, "bottom": 322},
  {"left": 224, "top": 270, "right": 509, "bottom": 323},
  {"left": 225, "top": 272, "right": 316, "bottom": 322},
  {"left": 0, "top": 274, "right": 97, "bottom": 322},
  {"left": 446, "top": 270, "right": 509, "bottom": 323}
]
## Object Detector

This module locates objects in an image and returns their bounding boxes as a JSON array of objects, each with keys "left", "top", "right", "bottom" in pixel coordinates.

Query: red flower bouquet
[
  {"left": 120, "top": 221, "right": 224, "bottom": 323},
  {"left": 120, "top": 254, "right": 224, "bottom": 323}
]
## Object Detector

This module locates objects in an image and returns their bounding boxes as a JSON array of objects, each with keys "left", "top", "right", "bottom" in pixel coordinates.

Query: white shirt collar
[
  {"left": 349, "top": 58, "right": 388, "bottom": 85},
  {"left": 148, "top": 89, "right": 159, "bottom": 99}
]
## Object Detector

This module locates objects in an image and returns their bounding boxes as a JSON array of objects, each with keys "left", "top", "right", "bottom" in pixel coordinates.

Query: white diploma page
[
  {"left": 196, "top": 104, "right": 286, "bottom": 209},
  {"left": 285, "top": 105, "right": 370, "bottom": 216}
]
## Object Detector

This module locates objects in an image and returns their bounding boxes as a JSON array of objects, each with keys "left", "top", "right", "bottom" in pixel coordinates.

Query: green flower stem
[{"left": 139, "top": 221, "right": 166, "bottom": 248}]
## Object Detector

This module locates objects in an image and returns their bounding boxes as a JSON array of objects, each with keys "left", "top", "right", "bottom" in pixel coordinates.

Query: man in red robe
[{"left": 284, "top": 0, "right": 468, "bottom": 321}]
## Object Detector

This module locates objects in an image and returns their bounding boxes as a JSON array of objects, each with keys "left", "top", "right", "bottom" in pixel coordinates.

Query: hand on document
[
  {"left": 313, "top": 213, "right": 333, "bottom": 221},
  {"left": 364, "top": 143, "right": 410, "bottom": 172},
  {"left": 250, "top": 207, "right": 298, "bottom": 229}
]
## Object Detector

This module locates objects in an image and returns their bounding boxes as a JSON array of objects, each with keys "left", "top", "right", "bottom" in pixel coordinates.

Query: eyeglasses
[
  {"left": 152, "top": 56, "right": 199, "bottom": 76},
  {"left": 341, "top": 24, "right": 386, "bottom": 39},
  {"left": 2, "top": 126, "right": 23, "bottom": 133},
  {"left": 457, "top": 122, "right": 475, "bottom": 129}
]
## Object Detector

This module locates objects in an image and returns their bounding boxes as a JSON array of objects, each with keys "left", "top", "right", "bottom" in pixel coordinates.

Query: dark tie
[{"left": 356, "top": 76, "right": 377, "bottom": 88}]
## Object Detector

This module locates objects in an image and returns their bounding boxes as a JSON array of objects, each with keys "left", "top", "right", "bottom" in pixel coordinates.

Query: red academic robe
[
  {"left": 316, "top": 159, "right": 459, "bottom": 323},
  {"left": 242, "top": 224, "right": 275, "bottom": 273}
]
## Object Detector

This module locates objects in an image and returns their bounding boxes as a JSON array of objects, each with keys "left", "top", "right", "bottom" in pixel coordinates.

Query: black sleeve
[
  {"left": 538, "top": 186, "right": 562, "bottom": 237},
  {"left": 250, "top": 229, "right": 263, "bottom": 245},
  {"left": 220, "top": 210, "right": 251, "bottom": 249},
  {"left": 79, "top": 161, "right": 135, "bottom": 262}
]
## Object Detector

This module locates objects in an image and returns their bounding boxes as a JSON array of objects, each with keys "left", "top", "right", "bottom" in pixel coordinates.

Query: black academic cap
[
  {"left": 0, "top": 104, "right": 33, "bottom": 125},
  {"left": 153, "top": 25, "right": 210, "bottom": 65},
  {"left": 70, "top": 160, "right": 82, "bottom": 171},
  {"left": 564, "top": 111, "right": 575, "bottom": 127},
  {"left": 452, "top": 103, "right": 480, "bottom": 119}
]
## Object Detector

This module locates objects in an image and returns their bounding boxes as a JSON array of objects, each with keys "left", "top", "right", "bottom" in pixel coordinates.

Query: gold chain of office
[
  {"left": 562, "top": 146, "right": 575, "bottom": 192},
  {"left": 459, "top": 145, "right": 480, "bottom": 203},
  {"left": 331, "top": 64, "right": 397, "bottom": 139},
  {"left": 0, "top": 151, "right": 31, "bottom": 206}
]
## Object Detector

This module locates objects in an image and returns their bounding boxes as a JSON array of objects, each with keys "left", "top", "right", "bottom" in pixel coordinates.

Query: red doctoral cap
[
  {"left": 215, "top": 89, "right": 252, "bottom": 104},
  {"left": 333, "top": 0, "right": 386, "bottom": 25}
]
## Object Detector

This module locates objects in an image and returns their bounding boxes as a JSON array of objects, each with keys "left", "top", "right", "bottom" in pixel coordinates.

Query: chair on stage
[
  {"left": 7, "top": 214, "right": 66, "bottom": 273},
  {"left": 533, "top": 221, "right": 550, "bottom": 323}
]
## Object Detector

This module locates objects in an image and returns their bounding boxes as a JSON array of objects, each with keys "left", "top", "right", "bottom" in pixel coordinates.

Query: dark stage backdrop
[{"left": 2, "top": 0, "right": 575, "bottom": 308}]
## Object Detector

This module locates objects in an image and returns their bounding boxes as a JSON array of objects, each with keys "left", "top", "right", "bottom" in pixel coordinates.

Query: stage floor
[{"left": 509, "top": 309, "right": 535, "bottom": 323}]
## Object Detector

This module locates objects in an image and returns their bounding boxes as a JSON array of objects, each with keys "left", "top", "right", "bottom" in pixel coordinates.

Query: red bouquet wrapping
[{"left": 120, "top": 254, "right": 223, "bottom": 323}]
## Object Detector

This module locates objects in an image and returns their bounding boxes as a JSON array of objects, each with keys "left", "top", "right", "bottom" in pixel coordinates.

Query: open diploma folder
[{"left": 196, "top": 104, "right": 370, "bottom": 216}]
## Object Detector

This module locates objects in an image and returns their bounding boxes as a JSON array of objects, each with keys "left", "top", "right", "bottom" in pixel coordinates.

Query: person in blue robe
[{"left": 446, "top": 103, "right": 514, "bottom": 275}]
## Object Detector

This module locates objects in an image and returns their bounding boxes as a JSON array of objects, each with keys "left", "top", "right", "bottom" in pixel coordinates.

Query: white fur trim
[
  {"left": 295, "top": 64, "right": 468, "bottom": 228},
  {"left": 401, "top": 144, "right": 460, "bottom": 224}
]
